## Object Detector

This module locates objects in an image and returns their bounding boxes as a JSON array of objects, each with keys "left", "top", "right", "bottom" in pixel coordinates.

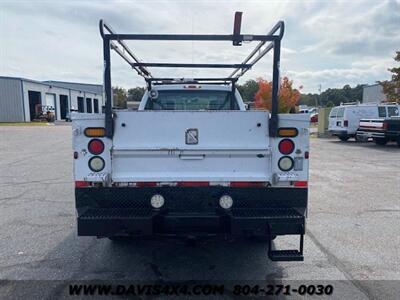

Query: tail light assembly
[
  {"left": 278, "top": 156, "right": 294, "bottom": 172},
  {"left": 88, "top": 156, "right": 105, "bottom": 172},
  {"left": 88, "top": 139, "right": 105, "bottom": 155},
  {"left": 84, "top": 127, "right": 106, "bottom": 137},
  {"left": 344, "top": 120, "right": 349, "bottom": 127},
  {"left": 278, "top": 139, "right": 295, "bottom": 155}
]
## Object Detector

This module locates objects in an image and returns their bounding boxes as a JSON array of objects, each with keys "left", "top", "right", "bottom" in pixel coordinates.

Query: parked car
[
  {"left": 310, "top": 113, "right": 318, "bottom": 123},
  {"left": 328, "top": 103, "right": 400, "bottom": 141},
  {"left": 357, "top": 115, "right": 400, "bottom": 146}
]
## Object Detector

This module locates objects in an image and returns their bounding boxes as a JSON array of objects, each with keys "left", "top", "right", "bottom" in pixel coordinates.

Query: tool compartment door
[{"left": 111, "top": 111, "right": 271, "bottom": 182}]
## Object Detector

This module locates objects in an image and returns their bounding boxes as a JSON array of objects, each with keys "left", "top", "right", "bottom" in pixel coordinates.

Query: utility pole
[{"left": 317, "top": 84, "right": 321, "bottom": 108}]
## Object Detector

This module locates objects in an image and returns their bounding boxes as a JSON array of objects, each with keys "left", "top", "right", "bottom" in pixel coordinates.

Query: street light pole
[{"left": 317, "top": 84, "right": 321, "bottom": 108}]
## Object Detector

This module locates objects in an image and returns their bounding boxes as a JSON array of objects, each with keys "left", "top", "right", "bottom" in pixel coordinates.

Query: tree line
[{"left": 113, "top": 81, "right": 364, "bottom": 109}]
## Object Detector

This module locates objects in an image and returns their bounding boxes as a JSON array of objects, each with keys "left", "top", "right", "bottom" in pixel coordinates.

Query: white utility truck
[
  {"left": 328, "top": 102, "right": 400, "bottom": 141},
  {"left": 72, "top": 13, "right": 310, "bottom": 261}
]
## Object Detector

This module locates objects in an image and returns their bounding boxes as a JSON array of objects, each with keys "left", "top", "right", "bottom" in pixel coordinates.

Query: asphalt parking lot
[{"left": 0, "top": 125, "right": 399, "bottom": 299}]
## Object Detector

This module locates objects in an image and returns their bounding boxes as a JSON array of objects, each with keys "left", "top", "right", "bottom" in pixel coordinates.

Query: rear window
[
  {"left": 336, "top": 107, "right": 345, "bottom": 118},
  {"left": 388, "top": 106, "right": 399, "bottom": 117},
  {"left": 329, "top": 108, "right": 338, "bottom": 118},
  {"left": 145, "top": 90, "right": 238, "bottom": 110},
  {"left": 378, "top": 107, "right": 386, "bottom": 118}
]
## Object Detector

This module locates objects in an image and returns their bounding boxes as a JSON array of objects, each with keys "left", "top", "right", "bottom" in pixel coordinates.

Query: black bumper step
[
  {"left": 79, "top": 208, "right": 153, "bottom": 219},
  {"left": 232, "top": 208, "right": 304, "bottom": 220},
  {"left": 269, "top": 249, "right": 304, "bottom": 261}
]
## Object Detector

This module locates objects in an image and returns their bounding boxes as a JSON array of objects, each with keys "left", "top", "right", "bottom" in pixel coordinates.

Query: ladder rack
[{"left": 99, "top": 12, "right": 285, "bottom": 138}]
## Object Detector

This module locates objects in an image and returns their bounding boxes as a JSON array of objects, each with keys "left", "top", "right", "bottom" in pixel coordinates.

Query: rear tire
[
  {"left": 355, "top": 134, "right": 366, "bottom": 142},
  {"left": 374, "top": 137, "right": 387, "bottom": 145},
  {"left": 338, "top": 135, "right": 349, "bottom": 142}
]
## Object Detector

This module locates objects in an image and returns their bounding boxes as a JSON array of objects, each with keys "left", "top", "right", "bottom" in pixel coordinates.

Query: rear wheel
[
  {"left": 374, "top": 137, "right": 387, "bottom": 145},
  {"left": 338, "top": 135, "right": 349, "bottom": 142},
  {"left": 355, "top": 134, "right": 366, "bottom": 142}
]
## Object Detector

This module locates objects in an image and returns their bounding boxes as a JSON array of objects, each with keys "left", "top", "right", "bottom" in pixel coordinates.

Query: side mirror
[{"left": 149, "top": 90, "right": 158, "bottom": 99}]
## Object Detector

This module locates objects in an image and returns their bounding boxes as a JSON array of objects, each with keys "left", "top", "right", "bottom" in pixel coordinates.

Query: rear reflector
[
  {"left": 75, "top": 181, "right": 90, "bottom": 187},
  {"left": 84, "top": 127, "right": 106, "bottom": 137},
  {"left": 278, "top": 127, "right": 298, "bottom": 137},
  {"left": 294, "top": 181, "right": 308, "bottom": 187},
  {"left": 230, "top": 182, "right": 265, "bottom": 187},
  {"left": 177, "top": 181, "right": 210, "bottom": 187}
]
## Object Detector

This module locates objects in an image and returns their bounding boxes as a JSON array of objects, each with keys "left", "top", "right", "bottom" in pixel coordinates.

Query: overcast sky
[{"left": 1, "top": 0, "right": 399, "bottom": 93}]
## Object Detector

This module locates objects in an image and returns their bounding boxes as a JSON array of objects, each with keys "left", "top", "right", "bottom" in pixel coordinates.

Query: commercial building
[
  {"left": 362, "top": 83, "right": 386, "bottom": 104},
  {"left": 0, "top": 76, "right": 103, "bottom": 122}
]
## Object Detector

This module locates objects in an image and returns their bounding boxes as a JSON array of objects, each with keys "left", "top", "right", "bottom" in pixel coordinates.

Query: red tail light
[
  {"left": 278, "top": 139, "right": 295, "bottom": 155},
  {"left": 294, "top": 181, "right": 308, "bottom": 187},
  {"left": 304, "top": 151, "right": 309, "bottom": 159},
  {"left": 383, "top": 122, "right": 388, "bottom": 130},
  {"left": 344, "top": 120, "right": 348, "bottom": 127},
  {"left": 75, "top": 181, "right": 90, "bottom": 187},
  {"left": 88, "top": 139, "right": 104, "bottom": 155}
]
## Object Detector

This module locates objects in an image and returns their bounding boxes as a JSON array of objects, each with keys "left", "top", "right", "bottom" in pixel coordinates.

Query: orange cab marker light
[
  {"left": 294, "top": 181, "right": 308, "bottom": 187},
  {"left": 75, "top": 181, "right": 90, "bottom": 187},
  {"left": 84, "top": 127, "right": 106, "bottom": 137},
  {"left": 278, "top": 127, "right": 298, "bottom": 137}
]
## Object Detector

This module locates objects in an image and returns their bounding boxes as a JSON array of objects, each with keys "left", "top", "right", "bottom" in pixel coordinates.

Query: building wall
[
  {"left": 0, "top": 78, "right": 24, "bottom": 122},
  {"left": 43, "top": 81, "right": 103, "bottom": 95},
  {"left": 22, "top": 81, "right": 103, "bottom": 121},
  {"left": 69, "top": 90, "right": 102, "bottom": 112},
  {"left": 363, "top": 84, "right": 386, "bottom": 104},
  {"left": 22, "top": 81, "right": 70, "bottom": 121},
  {"left": 0, "top": 76, "right": 103, "bottom": 122}
]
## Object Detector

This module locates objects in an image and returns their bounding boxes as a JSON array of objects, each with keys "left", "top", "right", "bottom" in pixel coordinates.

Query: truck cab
[
  {"left": 138, "top": 84, "right": 246, "bottom": 111},
  {"left": 72, "top": 14, "right": 310, "bottom": 262}
]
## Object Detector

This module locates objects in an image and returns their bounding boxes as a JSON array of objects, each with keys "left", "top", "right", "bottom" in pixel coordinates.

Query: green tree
[
  {"left": 237, "top": 79, "right": 259, "bottom": 102},
  {"left": 379, "top": 51, "right": 400, "bottom": 103},
  {"left": 299, "top": 84, "right": 364, "bottom": 107},
  {"left": 128, "top": 87, "right": 146, "bottom": 102},
  {"left": 113, "top": 86, "right": 127, "bottom": 108}
]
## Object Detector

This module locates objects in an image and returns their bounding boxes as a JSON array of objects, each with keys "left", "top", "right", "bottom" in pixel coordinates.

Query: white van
[{"left": 328, "top": 103, "right": 400, "bottom": 141}]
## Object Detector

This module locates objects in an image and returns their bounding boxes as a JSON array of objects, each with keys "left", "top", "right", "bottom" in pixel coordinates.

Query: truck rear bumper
[
  {"left": 75, "top": 186, "right": 307, "bottom": 238},
  {"left": 356, "top": 130, "right": 385, "bottom": 139},
  {"left": 329, "top": 129, "right": 351, "bottom": 137}
]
